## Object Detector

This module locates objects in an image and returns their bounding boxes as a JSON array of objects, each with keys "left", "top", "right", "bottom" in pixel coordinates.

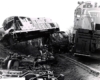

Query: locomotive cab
[{"left": 73, "top": 1, "right": 100, "bottom": 58}]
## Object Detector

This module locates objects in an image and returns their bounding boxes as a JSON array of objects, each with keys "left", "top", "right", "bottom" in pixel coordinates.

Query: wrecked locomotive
[{"left": 0, "top": 16, "right": 59, "bottom": 45}]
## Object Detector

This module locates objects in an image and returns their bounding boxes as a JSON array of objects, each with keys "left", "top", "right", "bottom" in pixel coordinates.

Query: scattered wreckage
[
  {"left": 0, "top": 53, "right": 64, "bottom": 80},
  {"left": 0, "top": 16, "right": 68, "bottom": 80},
  {"left": 0, "top": 69, "right": 64, "bottom": 80},
  {"left": 48, "top": 31, "right": 69, "bottom": 53},
  {"left": 1, "top": 51, "right": 54, "bottom": 70}
]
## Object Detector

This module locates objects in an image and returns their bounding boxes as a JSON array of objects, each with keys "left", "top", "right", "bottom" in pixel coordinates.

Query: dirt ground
[{"left": 51, "top": 53, "right": 100, "bottom": 80}]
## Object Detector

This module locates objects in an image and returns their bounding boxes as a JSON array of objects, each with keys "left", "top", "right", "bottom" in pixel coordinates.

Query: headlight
[{"left": 76, "top": 15, "right": 80, "bottom": 18}]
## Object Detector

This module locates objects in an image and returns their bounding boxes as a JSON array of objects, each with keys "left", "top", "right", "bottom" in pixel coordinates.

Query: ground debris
[{"left": 51, "top": 53, "right": 100, "bottom": 80}]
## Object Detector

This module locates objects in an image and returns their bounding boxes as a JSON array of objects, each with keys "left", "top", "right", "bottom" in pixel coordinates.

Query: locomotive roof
[
  {"left": 2, "top": 16, "right": 53, "bottom": 27},
  {"left": 77, "top": 1, "right": 100, "bottom": 9},
  {"left": 2, "top": 16, "right": 26, "bottom": 27}
]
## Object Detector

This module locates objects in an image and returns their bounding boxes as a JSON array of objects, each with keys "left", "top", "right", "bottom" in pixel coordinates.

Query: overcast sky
[{"left": 0, "top": 0, "right": 99, "bottom": 32}]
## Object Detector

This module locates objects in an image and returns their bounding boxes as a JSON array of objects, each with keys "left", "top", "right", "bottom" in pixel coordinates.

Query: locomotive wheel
[
  {"left": 7, "top": 60, "right": 12, "bottom": 69},
  {"left": 7, "top": 60, "right": 19, "bottom": 70}
]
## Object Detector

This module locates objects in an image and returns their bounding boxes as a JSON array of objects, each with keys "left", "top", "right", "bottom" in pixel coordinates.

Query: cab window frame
[
  {"left": 4, "top": 20, "right": 13, "bottom": 31},
  {"left": 75, "top": 8, "right": 82, "bottom": 17}
]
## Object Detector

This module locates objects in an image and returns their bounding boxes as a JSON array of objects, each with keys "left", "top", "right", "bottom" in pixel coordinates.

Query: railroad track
[{"left": 59, "top": 54, "right": 100, "bottom": 77}]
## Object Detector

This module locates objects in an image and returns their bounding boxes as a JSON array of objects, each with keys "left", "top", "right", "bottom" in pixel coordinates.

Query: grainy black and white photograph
[{"left": 0, "top": 0, "right": 100, "bottom": 80}]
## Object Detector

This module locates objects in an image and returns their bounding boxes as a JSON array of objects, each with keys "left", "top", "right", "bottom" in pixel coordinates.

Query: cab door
[{"left": 74, "top": 8, "right": 82, "bottom": 29}]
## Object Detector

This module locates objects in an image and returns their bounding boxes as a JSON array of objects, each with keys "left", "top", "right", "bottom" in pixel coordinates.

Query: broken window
[
  {"left": 27, "top": 18, "right": 31, "bottom": 21},
  {"left": 27, "top": 18, "right": 32, "bottom": 24},
  {"left": 20, "top": 17, "right": 27, "bottom": 22},
  {"left": 83, "top": 3, "right": 93, "bottom": 8},
  {"left": 75, "top": 8, "right": 82, "bottom": 18},
  {"left": 14, "top": 17, "right": 23, "bottom": 26},
  {"left": 4, "top": 21, "right": 13, "bottom": 30},
  {"left": 49, "top": 23, "right": 55, "bottom": 27},
  {"left": 15, "top": 20, "right": 21, "bottom": 30},
  {"left": 20, "top": 17, "right": 26, "bottom": 19}
]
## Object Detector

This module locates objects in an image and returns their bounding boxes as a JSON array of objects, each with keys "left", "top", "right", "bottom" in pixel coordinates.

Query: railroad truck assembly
[{"left": 0, "top": 53, "right": 64, "bottom": 80}]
